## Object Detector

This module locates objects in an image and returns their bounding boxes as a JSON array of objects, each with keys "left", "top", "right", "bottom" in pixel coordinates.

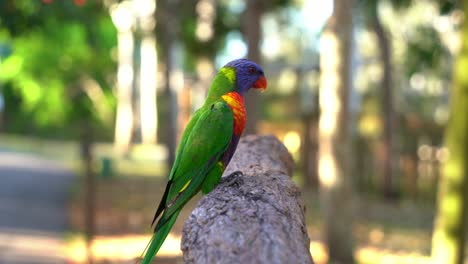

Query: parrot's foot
[
  {"left": 221, "top": 171, "right": 244, "bottom": 185},
  {"left": 229, "top": 170, "right": 244, "bottom": 178}
]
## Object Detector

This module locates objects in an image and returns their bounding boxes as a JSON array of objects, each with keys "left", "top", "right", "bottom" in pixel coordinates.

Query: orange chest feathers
[{"left": 221, "top": 92, "right": 246, "bottom": 136}]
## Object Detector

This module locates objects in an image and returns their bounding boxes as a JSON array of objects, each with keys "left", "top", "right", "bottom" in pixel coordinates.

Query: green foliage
[
  {"left": 389, "top": 0, "right": 413, "bottom": 10},
  {"left": 357, "top": 0, "right": 412, "bottom": 21},
  {"left": 404, "top": 25, "right": 448, "bottom": 78},
  {"left": 0, "top": 0, "right": 117, "bottom": 139},
  {"left": 438, "top": 0, "right": 457, "bottom": 15}
]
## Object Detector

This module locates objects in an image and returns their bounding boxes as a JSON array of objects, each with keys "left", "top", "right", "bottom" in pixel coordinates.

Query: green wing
[
  {"left": 151, "top": 101, "right": 233, "bottom": 229},
  {"left": 150, "top": 109, "right": 202, "bottom": 226},
  {"left": 168, "top": 108, "right": 203, "bottom": 181}
]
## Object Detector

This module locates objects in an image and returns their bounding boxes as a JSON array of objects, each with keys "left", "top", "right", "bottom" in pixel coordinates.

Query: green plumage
[
  {"left": 140, "top": 57, "right": 268, "bottom": 263},
  {"left": 141, "top": 72, "right": 235, "bottom": 264}
]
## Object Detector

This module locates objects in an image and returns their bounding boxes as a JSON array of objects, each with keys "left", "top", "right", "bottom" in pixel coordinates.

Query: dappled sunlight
[
  {"left": 309, "top": 240, "right": 431, "bottom": 264},
  {"left": 111, "top": 1, "right": 136, "bottom": 154},
  {"left": 358, "top": 114, "right": 381, "bottom": 137},
  {"left": 319, "top": 32, "right": 341, "bottom": 136},
  {"left": 196, "top": 59, "right": 215, "bottom": 81},
  {"left": 318, "top": 29, "right": 342, "bottom": 190},
  {"left": 63, "top": 233, "right": 434, "bottom": 264},
  {"left": 309, "top": 240, "right": 328, "bottom": 264},
  {"left": 0, "top": 228, "right": 67, "bottom": 263},
  {"left": 66, "top": 233, "right": 182, "bottom": 263},
  {"left": 2, "top": 0, "right": 467, "bottom": 263},
  {"left": 195, "top": 0, "right": 216, "bottom": 41},
  {"left": 282, "top": 130, "right": 301, "bottom": 154},
  {"left": 318, "top": 153, "right": 338, "bottom": 188},
  {"left": 277, "top": 69, "right": 298, "bottom": 94},
  {"left": 355, "top": 246, "right": 431, "bottom": 264},
  {"left": 140, "top": 36, "right": 158, "bottom": 145}
]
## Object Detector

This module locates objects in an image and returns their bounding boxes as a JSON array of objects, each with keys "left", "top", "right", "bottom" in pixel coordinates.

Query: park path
[{"left": 0, "top": 151, "right": 75, "bottom": 264}]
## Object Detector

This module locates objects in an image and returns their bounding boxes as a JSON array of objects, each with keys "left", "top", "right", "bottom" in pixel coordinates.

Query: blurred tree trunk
[
  {"left": 431, "top": 1, "right": 468, "bottom": 263},
  {"left": 243, "top": 0, "right": 262, "bottom": 134},
  {"left": 369, "top": 0, "right": 395, "bottom": 200},
  {"left": 301, "top": 112, "right": 319, "bottom": 188},
  {"left": 132, "top": 36, "right": 142, "bottom": 143},
  {"left": 0, "top": 86, "right": 3, "bottom": 132},
  {"left": 111, "top": 2, "right": 135, "bottom": 154},
  {"left": 137, "top": 0, "right": 158, "bottom": 145},
  {"left": 80, "top": 122, "right": 95, "bottom": 264},
  {"left": 400, "top": 116, "right": 419, "bottom": 199},
  {"left": 318, "top": 0, "right": 355, "bottom": 263},
  {"left": 161, "top": 0, "right": 182, "bottom": 168},
  {"left": 111, "top": 0, "right": 159, "bottom": 149},
  {"left": 298, "top": 67, "right": 320, "bottom": 188}
]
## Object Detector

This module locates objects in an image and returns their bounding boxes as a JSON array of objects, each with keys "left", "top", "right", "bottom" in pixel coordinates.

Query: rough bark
[{"left": 181, "top": 135, "right": 313, "bottom": 264}]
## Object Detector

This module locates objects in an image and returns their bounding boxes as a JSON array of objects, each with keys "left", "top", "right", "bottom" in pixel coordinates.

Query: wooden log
[{"left": 182, "top": 135, "right": 314, "bottom": 264}]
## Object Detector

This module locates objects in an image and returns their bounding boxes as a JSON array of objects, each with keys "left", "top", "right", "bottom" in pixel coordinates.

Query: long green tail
[{"left": 141, "top": 211, "right": 180, "bottom": 264}]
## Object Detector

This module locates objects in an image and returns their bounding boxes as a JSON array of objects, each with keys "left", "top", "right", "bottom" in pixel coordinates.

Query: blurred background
[{"left": 0, "top": 0, "right": 467, "bottom": 263}]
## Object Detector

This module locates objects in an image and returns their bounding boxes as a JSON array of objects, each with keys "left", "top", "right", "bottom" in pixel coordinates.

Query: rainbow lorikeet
[{"left": 141, "top": 59, "right": 267, "bottom": 263}]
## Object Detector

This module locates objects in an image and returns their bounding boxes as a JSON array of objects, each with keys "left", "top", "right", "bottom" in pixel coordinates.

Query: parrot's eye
[{"left": 248, "top": 67, "right": 257, "bottom": 74}]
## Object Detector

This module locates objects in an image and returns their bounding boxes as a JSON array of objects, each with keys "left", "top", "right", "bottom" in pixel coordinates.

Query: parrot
[{"left": 140, "top": 58, "right": 267, "bottom": 263}]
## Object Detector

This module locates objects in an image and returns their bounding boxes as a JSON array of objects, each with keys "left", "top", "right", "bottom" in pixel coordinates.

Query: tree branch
[{"left": 182, "top": 135, "right": 314, "bottom": 264}]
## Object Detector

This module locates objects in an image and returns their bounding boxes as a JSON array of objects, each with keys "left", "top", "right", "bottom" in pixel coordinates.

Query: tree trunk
[
  {"left": 431, "top": 1, "right": 468, "bottom": 263},
  {"left": 81, "top": 122, "right": 95, "bottom": 264},
  {"left": 298, "top": 65, "right": 320, "bottom": 188},
  {"left": 0, "top": 89, "right": 3, "bottom": 132},
  {"left": 318, "top": 0, "right": 355, "bottom": 263},
  {"left": 162, "top": 0, "right": 182, "bottom": 168},
  {"left": 243, "top": 0, "right": 262, "bottom": 134},
  {"left": 370, "top": 1, "right": 395, "bottom": 200},
  {"left": 182, "top": 135, "right": 313, "bottom": 264},
  {"left": 301, "top": 112, "right": 319, "bottom": 188},
  {"left": 137, "top": 0, "right": 158, "bottom": 145},
  {"left": 111, "top": 2, "right": 135, "bottom": 154},
  {"left": 132, "top": 36, "right": 142, "bottom": 143}
]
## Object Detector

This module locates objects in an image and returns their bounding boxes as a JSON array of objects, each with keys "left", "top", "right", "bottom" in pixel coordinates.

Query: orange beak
[{"left": 253, "top": 75, "right": 267, "bottom": 92}]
